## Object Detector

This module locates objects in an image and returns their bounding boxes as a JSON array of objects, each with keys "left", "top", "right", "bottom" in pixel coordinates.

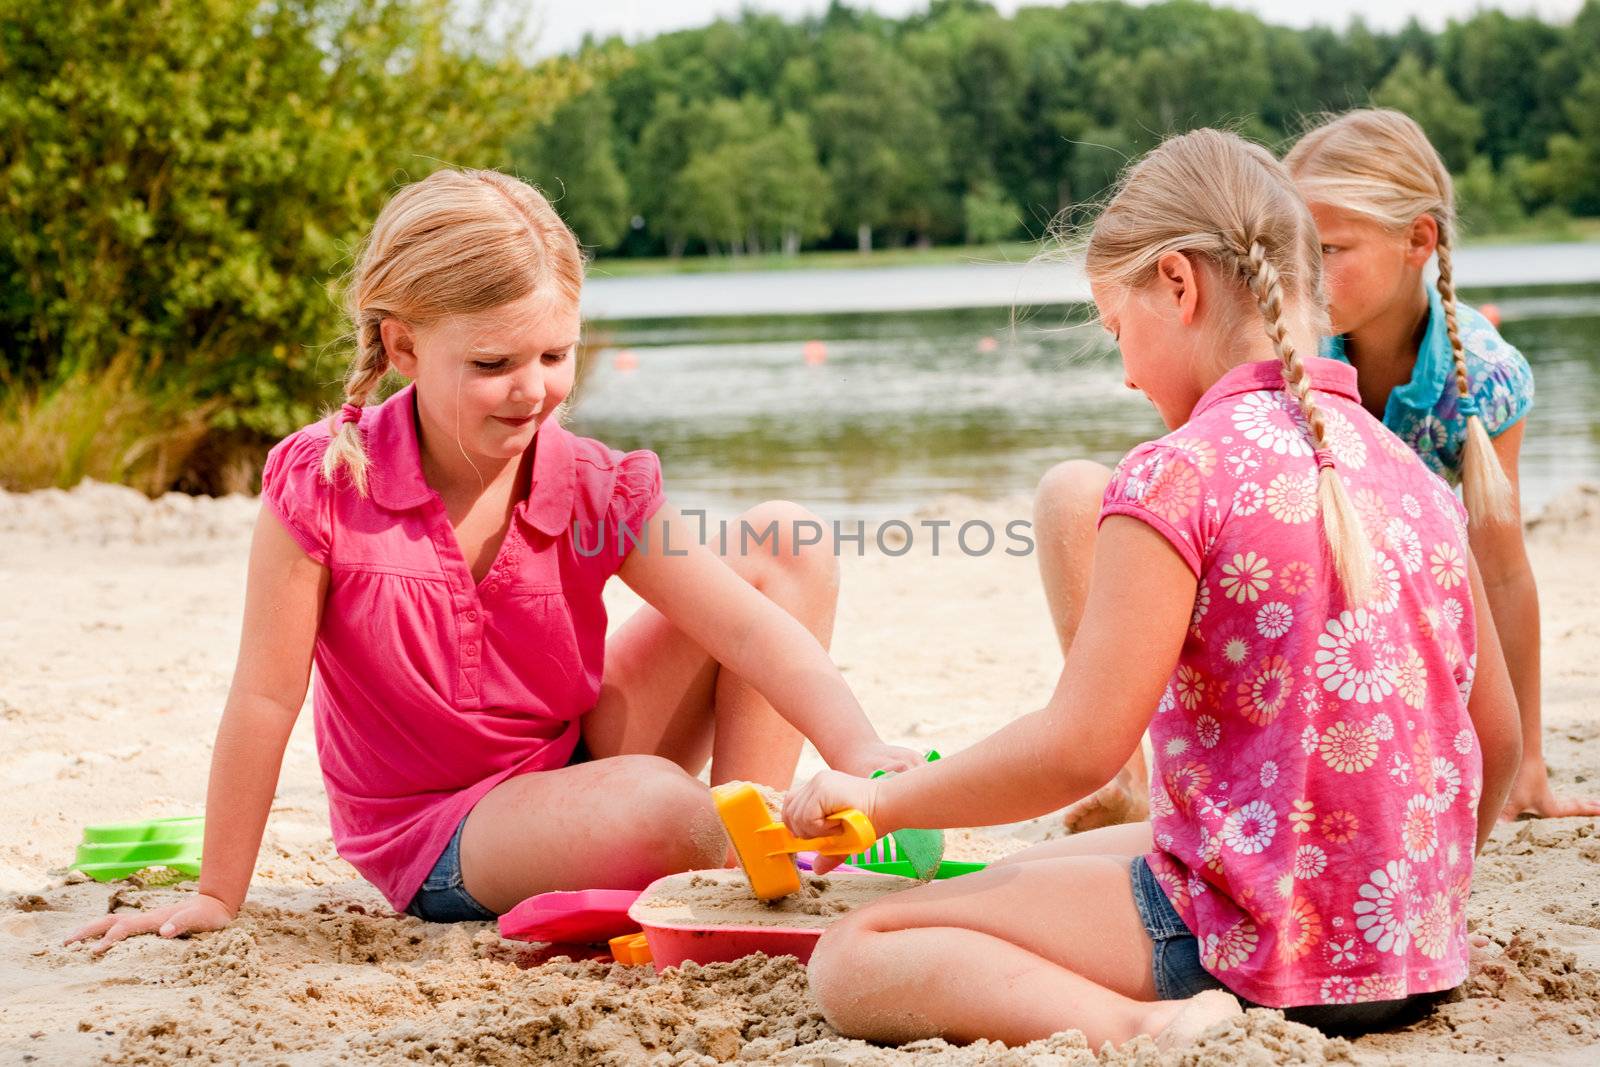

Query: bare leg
[
  {"left": 806, "top": 853, "right": 1240, "bottom": 1048},
  {"left": 987, "top": 822, "right": 1153, "bottom": 869},
  {"left": 457, "top": 500, "right": 838, "bottom": 913},
  {"left": 1034, "top": 461, "right": 1149, "bottom": 831}
]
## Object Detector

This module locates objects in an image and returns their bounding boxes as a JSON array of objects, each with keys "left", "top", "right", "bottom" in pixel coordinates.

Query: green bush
[{"left": 0, "top": 0, "right": 588, "bottom": 490}]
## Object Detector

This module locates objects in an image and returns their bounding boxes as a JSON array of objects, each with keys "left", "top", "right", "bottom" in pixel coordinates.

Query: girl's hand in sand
[
  {"left": 836, "top": 742, "right": 923, "bottom": 778},
  {"left": 783, "top": 769, "right": 883, "bottom": 874},
  {"left": 64, "top": 892, "right": 236, "bottom": 954}
]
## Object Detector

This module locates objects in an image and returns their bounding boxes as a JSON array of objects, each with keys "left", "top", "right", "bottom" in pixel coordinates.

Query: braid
[
  {"left": 1435, "top": 236, "right": 1515, "bottom": 525},
  {"left": 1234, "top": 239, "right": 1376, "bottom": 604},
  {"left": 320, "top": 310, "right": 391, "bottom": 496}
]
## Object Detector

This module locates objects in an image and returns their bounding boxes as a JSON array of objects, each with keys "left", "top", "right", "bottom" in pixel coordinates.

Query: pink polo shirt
[
  {"left": 1101, "top": 358, "right": 1480, "bottom": 1008},
  {"left": 259, "top": 384, "right": 664, "bottom": 910}
]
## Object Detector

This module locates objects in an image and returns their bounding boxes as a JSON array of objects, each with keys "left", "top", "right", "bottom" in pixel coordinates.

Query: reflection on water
[{"left": 568, "top": 288, "right": 1600, "bottom": 522}]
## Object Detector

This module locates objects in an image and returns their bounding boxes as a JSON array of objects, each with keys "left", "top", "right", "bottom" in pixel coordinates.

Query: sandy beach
[{"left": 2, "top": 481, "right": 1599, "bottom": 1064}]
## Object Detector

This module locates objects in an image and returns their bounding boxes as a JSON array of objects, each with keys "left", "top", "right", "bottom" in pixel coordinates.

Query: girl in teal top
[{"left": 1289, "top": 108, "right": 1595, "bottom": 821}]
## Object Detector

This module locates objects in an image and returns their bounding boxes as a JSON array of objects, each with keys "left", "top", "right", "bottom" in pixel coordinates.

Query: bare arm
[
  {"left": 66, "top": 506, "right": 326, "bottom": 950},
  {"left": 618, "top": 503, "right": 908, "bottom": 775},
  {"left": 1465, "top": 551, "right": 1521, "bottom": 853},
  {"left": 787, "top": 517, "right": 1194, "bottom": 836}
]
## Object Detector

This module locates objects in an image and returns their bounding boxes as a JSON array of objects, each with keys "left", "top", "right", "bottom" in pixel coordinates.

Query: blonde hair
[
  {"left": 1086, "top": 128, "right": 1374, "bottom": 603},
  {"left": 323, "top": 169, "right": 584, "bottom": 494},
  {"left": 1286, "top": 108, "right": 1514, "bottom": 526}
]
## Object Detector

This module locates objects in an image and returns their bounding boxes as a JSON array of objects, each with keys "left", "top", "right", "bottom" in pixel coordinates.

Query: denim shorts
[
  {"left": 1129, "top": 856, "right": 1447, "bottom": 1036},
  {"left": 404, "top": 812, "right": 498, "bottom": 923}
]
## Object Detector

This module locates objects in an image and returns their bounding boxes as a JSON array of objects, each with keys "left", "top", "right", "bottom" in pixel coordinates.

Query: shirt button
[
  {"left": 466, "top": 611, "right": 478, "bottom": 622},
  {"left": 486, "top": 584, "right": 500, "bottom": 594},
  {"left": 465, "top": 644, "right": 478, "bottom": 656}
]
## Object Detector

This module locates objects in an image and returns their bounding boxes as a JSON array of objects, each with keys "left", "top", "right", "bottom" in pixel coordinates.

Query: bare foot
[
  {"left": 1061, "top": 749, "right": 1149, "bottom": 833},
  {"left": 1150, "top": 990, "right": 1245, "bottom": 1050},
  {"left": 1499, "top": 762, "right": 1600, "bottom": 821}
]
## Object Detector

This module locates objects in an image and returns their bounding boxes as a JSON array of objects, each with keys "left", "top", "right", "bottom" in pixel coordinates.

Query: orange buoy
[
  {"left": 1479, "top": 303, "right": 1502, "bottom": 329},
  {"left": 977, "top": 335, "right": 999, "bottom": 353},
  {"left": 612, "top": 349, "right": 639, "bottom": 372},
  {"left": 802, "top": 340, "right": 828, "bottom": 365}
]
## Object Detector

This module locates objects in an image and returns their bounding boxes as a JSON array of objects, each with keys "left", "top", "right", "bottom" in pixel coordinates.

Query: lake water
[{"left": 569, "top": 283, "right": 1600, "bottom": 522}]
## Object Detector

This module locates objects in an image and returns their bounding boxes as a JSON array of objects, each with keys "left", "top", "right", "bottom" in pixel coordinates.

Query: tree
[
  {"left": 512, "top": 89, "right": 631, "bottom": 250},
  {"left": 1373, "top": 54, "right": 1484, "bottom": 173}
]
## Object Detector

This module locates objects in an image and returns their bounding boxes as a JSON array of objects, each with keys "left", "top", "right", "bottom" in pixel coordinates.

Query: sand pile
[
  {"left": 5, "top": 483, "right": 1600, "bottom": 1063},
  {"left": 634, "top": 869, "right": 910, "bottom": 929}
]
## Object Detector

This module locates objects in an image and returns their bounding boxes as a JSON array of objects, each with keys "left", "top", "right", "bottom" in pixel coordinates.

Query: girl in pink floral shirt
[{"left": 782, "top": 130, "right": 1520, "bottom": 1050}]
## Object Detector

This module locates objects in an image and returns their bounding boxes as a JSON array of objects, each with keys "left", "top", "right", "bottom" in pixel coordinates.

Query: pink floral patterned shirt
[{"left": 1100, "top": 357, "right": 1481, "bottom": 1008}]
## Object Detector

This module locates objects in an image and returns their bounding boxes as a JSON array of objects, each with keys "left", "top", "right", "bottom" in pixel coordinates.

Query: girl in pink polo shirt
[
  {"left": 69, "top": 169, "right": 917, "bottom": 949},
  {"left": 782, "top": 130, "right": 1520, "bottom": 1048}
]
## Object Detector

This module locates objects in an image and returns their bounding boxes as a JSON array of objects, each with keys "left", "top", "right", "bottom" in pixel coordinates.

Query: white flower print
[
  {"left": 1219, "top": 551, "right": 1273, "bottom": 604},
  {"left": 1221, "top": 800, "right": 1278, "bottom": 855},
  {"left": 1402, "top": 493, "right": 1422, "bottom": 519},
  {"left": 1200, "top": 919, "right": 1260, "bottom": 972},
  {"left": 1266, "top": 471, "right": 1319, "bottom": 524},
  {"left": 1191, "top": 582, "right": 1212, "bottom": 628},
  {"left": 1187, "top": 874, "right": 1209, "bottom": 899},
  {"left": 1195, "top": 715, "right": 1221, "bottom": 749},
  {"left": 1386, "top": 518, "right": 1423, "bottom": 573},
  {"left": 1372, "top": 713, "right": 1395, "bottom": 741},
  {"left": 1300, "top": 723, "right": 1319, "bottom": 755},
  {"left": 1322, "top": 408, "right": 1368, "bottom": 469},
  {"left": 1389, "top": 753, "right": 1411, "bottom": 785},
  {"left": 1315, "top": 608, "right": 1399, "bottom": 704},
  {"left": 1402, "top": 794, "right": 1439, "bottom": 862},
  {"left": 1325, "top": 935, "right": 1362, "bottom": 970},
  {"left": 1453, "top": 729, "right": 1474, "bottom": 755},
  {"left": 1149, "top": 781, "right": 1176, "bottom": 818},
  {"left": 1368, "top": 553, "right": 1401, "bottom": 615},
  {"left": 1441, "top": 597, "right": 1464, "bottom": 630},
  {"left": 1320, "top": 976, "right": 1359, "bottom": 1004},
  {"left": 1233, "top": 480, "right": 1264, "bottom": 516},
  {"left": 1198, "top": 795, "right": 1230, "bottom": 820},
  {"left": 1175, "top": 665, "right": 1206, "bottom": 710},
  {"left": 1164, "top": 736, "right": 1190, "bottom": 757},
  {"left": 1412, "top": 891, "right": 1456, "bottom": 961},
  {"left": 1354, "top": 860, "right": 1414, "bottom": 955},
  {"left": 1431, "top": 757, "right": 1462, "bottom": 812},
  {"left": 1156, "top": 832, "right": 1174, "bottom": 851},
  {"left": 1396, "top": 647, "right": 1429, "bottom": 710},
  {"left": 1319, "top": 720, "right": 1379, "bottom": 773},
  {"left": 1232, "top": 392, "right": 1312, "bottom": 456},
  {"left": 1167, "top": 437, "right": 1218, "bottom": 475},
  {"left": 1294, "top": 844, "right": 1328, "bottom": 880},
  {"left": 1447, "top": 841, "right": 1462, "bottom": 868},
  {"left": 1157, "top": 683, "right": 1176, "bottom": 716},
  {"left": 1256, "top": 601, "right": 1294, "bottom": 639},
  {"left": 1260, "top": 760, "right": 1279, "bottom": 788},
  {"left": 1459, "top": 651, "right": 1477, "bottom": 702},
  {"left": 1225, "top": 445, "right": 1262, "bottom": 477},
  {"left": 1430, "top": 543, "right": 1466, "bottom": 589}
]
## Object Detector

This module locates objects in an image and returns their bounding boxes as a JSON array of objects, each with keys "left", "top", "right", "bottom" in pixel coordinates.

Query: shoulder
[
  {"left": 565, "top": 430, "right": 664, "bottom": 518},
  {"left": 1454, "top": 305, "right": 1534, "bottom": 435},
  {"left": 262, "top": 417, "right": 336, "bottom": 492}
]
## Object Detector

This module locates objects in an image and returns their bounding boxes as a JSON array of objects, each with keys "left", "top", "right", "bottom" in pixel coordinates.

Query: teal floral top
[{"left": 1319, "top": 286, "right": 1534, "bottom": 483}]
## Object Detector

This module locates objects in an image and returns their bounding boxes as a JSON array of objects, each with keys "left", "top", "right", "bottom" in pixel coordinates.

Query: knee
[
  {"left": 805, "top": 916, "right": 876, "bottom": 1034},
  {"left": 1033, "top": 460, "right": 1113, "bottom": 537},
  {"left": 734, "top": 499, "right": 839, "bottom": 592},
  {"left": 609, "top": 755, "right": 726, "bottom": 869}
]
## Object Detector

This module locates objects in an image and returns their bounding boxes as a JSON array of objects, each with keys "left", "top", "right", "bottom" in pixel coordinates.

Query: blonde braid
[
  {"left": 1236, "top": 239, "right": 1376, "bottom": 604},
  {"left": 1436, "top": 237, "right": 1515, "bottom": 525},
  {"left": 320, "top": 311, "right": 390, "bottom": 495}
]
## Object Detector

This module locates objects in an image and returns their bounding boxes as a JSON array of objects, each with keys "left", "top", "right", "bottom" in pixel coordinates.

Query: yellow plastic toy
[{"left": 711, "top": 782, "right": 875, "bottom": 901}]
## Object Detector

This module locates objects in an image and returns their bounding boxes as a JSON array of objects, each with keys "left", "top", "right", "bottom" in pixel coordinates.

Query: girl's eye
[
  {"left": 472, "top": 359, "right": 508, "bottom": 372},
  {"left": 1321, "top": 245, "right": 1340, "bottom": 256},
  {"left": 542, "top": 348, "right": 570, "bottom": 365}
]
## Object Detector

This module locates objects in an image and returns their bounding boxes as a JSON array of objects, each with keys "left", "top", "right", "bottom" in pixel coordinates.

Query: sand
[
  {"left": 3, "top": 481, "right": 1600, "bottom": 1064},
  {"left": 633, "top": 869, "right": 911, "bottom": 929}
]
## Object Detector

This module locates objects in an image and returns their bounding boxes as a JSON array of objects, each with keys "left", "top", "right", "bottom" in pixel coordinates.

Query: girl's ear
[
  {"left": 1156, "top": 251, "right": 1201, "bottom": 325},
  {"left": 1406, "top": 214, "right": 1439, "bottom": 268},
  {"left": 381, "top": 318, "right": 420, "bottom": 379}
]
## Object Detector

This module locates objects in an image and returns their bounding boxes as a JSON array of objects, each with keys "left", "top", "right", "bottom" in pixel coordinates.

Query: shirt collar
[
  {"left": 365, "top": 383, "right": 576, "bottom": 534},
  {"left": 1191, "top": 356, "right": 1363, "bottom": 418}
]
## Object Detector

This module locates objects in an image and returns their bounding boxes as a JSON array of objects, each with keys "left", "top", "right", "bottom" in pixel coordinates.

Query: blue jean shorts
[
  {"left": 404, "top": 812, "right": 498, "bottom": 923},
  {"left": 1129, "top": 856, "right": 1447, "bottom": 1036}
]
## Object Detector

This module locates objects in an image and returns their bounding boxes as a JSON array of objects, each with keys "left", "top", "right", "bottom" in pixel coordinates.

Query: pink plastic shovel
[{"left": 498, "top": 888, "right": 644, "bottom": 945}]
